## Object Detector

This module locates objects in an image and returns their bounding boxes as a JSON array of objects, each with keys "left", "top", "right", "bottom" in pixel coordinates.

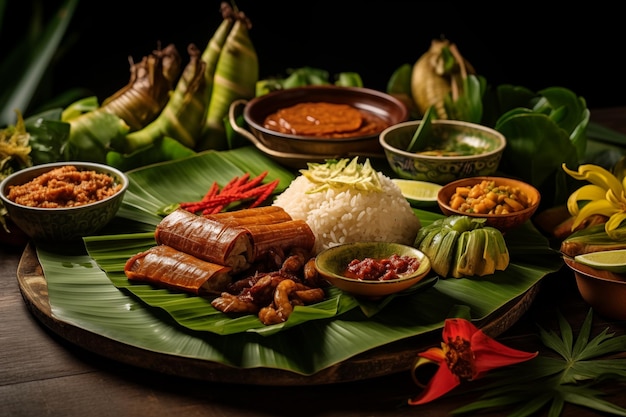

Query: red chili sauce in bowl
[{"left": 344, "top": 254, "right": 421, "bottom": 281}]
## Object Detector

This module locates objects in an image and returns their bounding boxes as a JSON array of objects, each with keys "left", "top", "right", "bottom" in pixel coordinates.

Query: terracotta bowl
[
  {"left": 314, "top": 241, "right": 431, "bottom": 298},
  {"left": 379, "top": 119, "right": 506, "bottom": 185},
  {"left": 0, "top": 162, "right": 128, "bottom": 242},
  {"left": 229, "top": 85, "right": 408, "bottom": 168},
  {"left": 437, "top": 176, "right": 540, "bottom": 232},
  {"left": 563, "top": 256, "right": 626, "bottom": 320}
]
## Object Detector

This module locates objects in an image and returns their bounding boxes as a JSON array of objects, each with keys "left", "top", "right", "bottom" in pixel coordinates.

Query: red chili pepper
[
  {"left": 249, "top": 179, "right": 279, "bottom": 208},
  {"left": 179, "top": 171, "right": 278, "bottom": 215},
  {"left": 235, "top": 171, "right": 268, "bottom": 193},
  {"left": 201, "top": 182, "right": 220, "bottom": 201}
]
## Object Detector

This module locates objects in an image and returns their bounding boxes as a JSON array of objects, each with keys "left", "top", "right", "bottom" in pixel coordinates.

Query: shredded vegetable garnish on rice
[
  {"left": 273, "top": 157, "right": 420, "bottom": 254},
  {"left": 300, "top": 157, "right": 382, "bottom": 193}
]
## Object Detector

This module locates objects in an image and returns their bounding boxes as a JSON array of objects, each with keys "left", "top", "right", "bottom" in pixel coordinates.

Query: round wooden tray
[{"left": 17, "top": 242, "right": 540, "bottom": 386}]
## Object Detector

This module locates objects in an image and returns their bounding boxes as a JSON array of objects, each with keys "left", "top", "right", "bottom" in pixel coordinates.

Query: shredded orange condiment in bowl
[{"left": 7, "top": 165, "right": 122, "bottom": 208}]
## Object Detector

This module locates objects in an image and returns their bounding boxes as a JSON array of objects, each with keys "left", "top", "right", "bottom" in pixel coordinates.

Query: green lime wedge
[
  {"left": 574, "top": 249, "right": 626, "bottom": 273},
  {"left": 392, "top": 179, "right": 442, "bottom": 207}
]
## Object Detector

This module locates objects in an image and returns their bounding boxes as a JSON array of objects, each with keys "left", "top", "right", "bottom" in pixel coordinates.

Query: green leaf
[
  {"left": 106, "top": 136, "right": 196, "bottom": 171},
  {"left": 24, "top": 111, "right": 70, "bottom": 164},
  {"left": 66, "top": 111, "right": 130, "bottom": 162},
  {"left": 335, "top": 72, "right": 363, "bottom": 88},
  {"left": 534, "top": 87, "right": 587, "bottom": 137},
  {"left": 36, "top": 147, "right": 562, "bottom": 374},
  {"left": 406, "top": 105, "right": 435, "bottom": 153},
  {"left": 496, "top": 110, "right": 579, "bottom": 207},
  {"left": 0, "top": 0, "right": 79, "bottom": 126},
  {"left": 587, "top": 121, "right": 626, "bottom": 147},
  {"left": 445, "top": 74, "right": 486, "bottom": 123},
  {"left": 451, "top": 309, "right": 626, "bottom": 416}
]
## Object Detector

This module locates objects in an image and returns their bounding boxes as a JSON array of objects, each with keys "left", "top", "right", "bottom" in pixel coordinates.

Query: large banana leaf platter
[{"left": 32, "top": 146, "right": 563, "bottom": 381}]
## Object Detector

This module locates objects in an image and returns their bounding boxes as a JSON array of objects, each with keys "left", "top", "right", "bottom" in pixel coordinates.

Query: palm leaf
[{"left": 37, "top": 147, "right": 563, "bottom": 373}]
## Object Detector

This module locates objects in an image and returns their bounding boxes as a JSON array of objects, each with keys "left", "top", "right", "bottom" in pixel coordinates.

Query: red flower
[{"left": 408, "top": 318, "right": 538, "bottom": 405}]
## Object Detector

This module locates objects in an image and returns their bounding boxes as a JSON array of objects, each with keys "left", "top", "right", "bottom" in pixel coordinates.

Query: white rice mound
[{"left": 273, "top": 173, "right": 421, "bottom": 254}]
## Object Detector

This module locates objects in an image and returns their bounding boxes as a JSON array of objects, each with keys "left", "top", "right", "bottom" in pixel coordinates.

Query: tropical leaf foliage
[
  {"left": 452, "top": 309, "right": 626, "bottom": 416},
  {"left": 37, "top": 147, "right": 563, "bottom": 374},
  {"left": 0, "top": 0, "right": 84, "bottom": 127}
]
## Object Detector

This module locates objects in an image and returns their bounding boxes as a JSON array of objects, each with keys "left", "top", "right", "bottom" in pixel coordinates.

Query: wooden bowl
[
  {"left": 563, "top": 256, "right": 626, "bottom": 320},
  {"left": 314, "top": 241, "right": 431, "bottom": 298},
  {"left": 437, "top": 176, "right": 540, "bottom": 232}
]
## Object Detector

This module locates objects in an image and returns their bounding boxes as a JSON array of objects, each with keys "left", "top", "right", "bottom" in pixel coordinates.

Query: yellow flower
[{"left": 562, "top": 163, "right": 626, "bottom": 238}]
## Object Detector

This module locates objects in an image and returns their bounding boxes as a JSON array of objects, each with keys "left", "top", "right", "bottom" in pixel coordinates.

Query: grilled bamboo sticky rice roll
[
  {"left": 155, "top": 208, "right": 252, "bottom": 272},
  {"left": 207, "top": 206, "right": 315, "bottom": 262},
  {"left": 204, "top": 205, "right": 292, "bottom": 226},
  {"left": 124, "top": 244, "right": 232, "bottom": 295},
  {"left": 244, "top": 219, "right": 315, "bottom": 262}
]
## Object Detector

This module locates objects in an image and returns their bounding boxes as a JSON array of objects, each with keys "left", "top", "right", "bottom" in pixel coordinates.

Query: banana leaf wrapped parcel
[{"left": 414, "top": 215, "right": 509, "bottom": 278}]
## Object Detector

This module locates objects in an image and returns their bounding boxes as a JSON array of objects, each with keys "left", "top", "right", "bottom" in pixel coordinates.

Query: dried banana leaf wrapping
[
  {"left": 100, "top": 43, "right": 182, "bottom": 131},
  {"left": 411, "top": 38, "right": 475, "bottom": 119},
  {"left": 123, "top": 44, "right": 208, "bottom": 152}
]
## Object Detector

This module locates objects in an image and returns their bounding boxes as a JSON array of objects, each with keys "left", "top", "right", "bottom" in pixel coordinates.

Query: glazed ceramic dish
[
  {"left": 0, "top": 162, "right": 128, "bottom": 242},
  {"left": 379, "top": 119, "right": 506, "bottom": 184},
  {"left": 437, "top": 176, "right": 540, "bottom": 232},
  {"left": 315, "top": 241, "right": 431, "bottom": 298},
  {"left": 563, "top": 256, "right": 626, "bottom": 320},
  {"left": 229, "top": 85, "right": 408, "bottom": 168}
]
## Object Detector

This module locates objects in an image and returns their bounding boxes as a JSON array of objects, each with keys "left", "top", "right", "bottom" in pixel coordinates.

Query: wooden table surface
[{"left": 2, "top": 107, "right": 626, "bottom": 417}]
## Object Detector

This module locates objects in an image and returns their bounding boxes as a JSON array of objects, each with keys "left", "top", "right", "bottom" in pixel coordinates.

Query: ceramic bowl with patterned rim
[
  {"left": 379, "top": 119, "right": 506, "bottom": 185},
  {"left": 0, "top": 162, "right": 128, "bottom": 242},
  {"left": 314, "top": 241, "right": 431, "bottom": 299}
]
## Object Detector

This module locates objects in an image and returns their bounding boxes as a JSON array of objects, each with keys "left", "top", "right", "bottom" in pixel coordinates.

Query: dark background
[{"left": 4, "top": 1, "right": 625, "bottom": 110}]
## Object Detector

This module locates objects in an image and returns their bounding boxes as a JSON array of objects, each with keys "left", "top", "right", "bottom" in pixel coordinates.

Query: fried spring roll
[
  {"left": 204, "top": 205, "right": 292, "bottom": 226},
  {"left": 245, "top": 219, "right": 315, "bottom": 262},
  {"left": 155, "top": 208, "right": 251, "bottom": 272},
  {"left": 124, "top": 245, "right": 232, "bottom": 295}
]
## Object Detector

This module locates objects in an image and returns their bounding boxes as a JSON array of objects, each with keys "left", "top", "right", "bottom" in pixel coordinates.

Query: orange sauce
[{"left": 263, "top": 102, "right": 389, "bottom": 138}]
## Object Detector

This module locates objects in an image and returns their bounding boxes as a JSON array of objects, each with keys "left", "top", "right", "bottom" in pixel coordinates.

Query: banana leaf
[{"left": 36, "top": 147, "right": 563, "bottom": 374}]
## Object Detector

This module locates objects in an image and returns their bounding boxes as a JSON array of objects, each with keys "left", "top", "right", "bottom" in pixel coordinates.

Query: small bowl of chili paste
[{"left": 314, "top": 241, "right": 431, "bottom": 298}]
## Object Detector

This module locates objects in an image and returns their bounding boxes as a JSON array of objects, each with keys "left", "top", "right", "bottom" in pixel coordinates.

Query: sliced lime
[
  {"left": 392, "top": 179, "right": 442, "bottom": 207},
  {"left": 574, "top": 249, "right": 626, "bottom": 273}
]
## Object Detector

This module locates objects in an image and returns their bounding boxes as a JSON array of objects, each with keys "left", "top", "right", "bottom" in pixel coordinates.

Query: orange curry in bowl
[{"left": 263, "top": 102, "right": 390, "bottom": 138}]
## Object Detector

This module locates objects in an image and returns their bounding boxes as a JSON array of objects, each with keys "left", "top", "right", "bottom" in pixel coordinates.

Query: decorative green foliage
[
  {"left": 452, "top": 309, "right": 626, "bottom": 416},
  {"left": 0, "top": 0, "right": 81, "bottom": 127}
]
